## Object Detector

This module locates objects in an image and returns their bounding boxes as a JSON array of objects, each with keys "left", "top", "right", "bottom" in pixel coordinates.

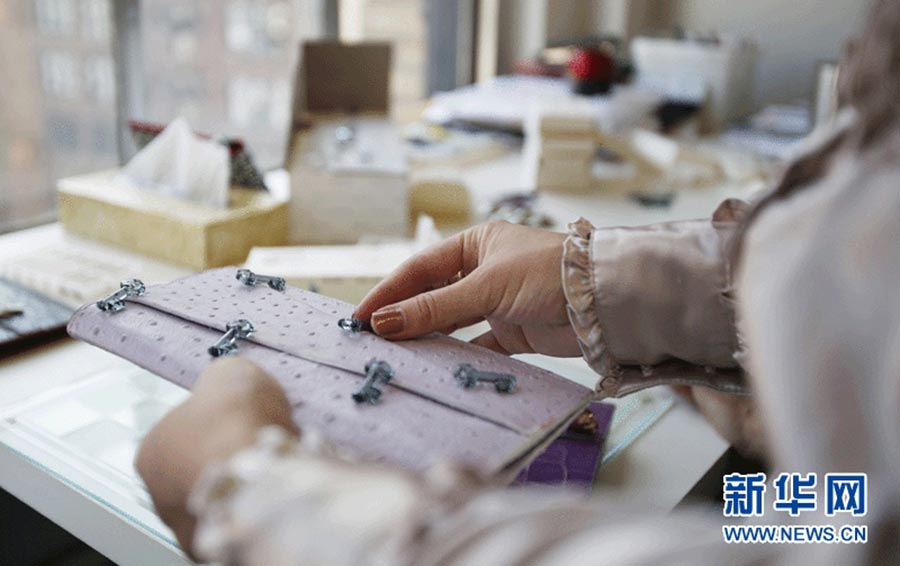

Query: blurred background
[
  {"left": 0, "top": 0, "right": 868, "bottom": 235},
  {"left": 0, "top": 2, "right": 877, "bottom": 564}
]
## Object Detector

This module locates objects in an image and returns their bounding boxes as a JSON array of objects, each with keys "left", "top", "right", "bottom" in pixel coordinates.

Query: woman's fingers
[
  {"left": 470, "top": 330, "right": 512, "bottom": 355},
  {"left": 354, "top": 225, "right": 485, "bottom": 321},
  {"left": 369, "top": 272, "right": 494, "bottom": 340},
  {"left": 436, "top": 315, "right": 487, "bottom": 335},
  {"left": 354, "top": 232, "right": 469, "bottom": 321}
]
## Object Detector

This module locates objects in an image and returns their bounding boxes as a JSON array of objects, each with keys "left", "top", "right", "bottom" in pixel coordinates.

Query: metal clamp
[
  {"left": 352, "top": 359, "right": 394, "bottom": 404},
  {"left": 208, "top": 319, "right": 255, "bottom": 357},
  {"left": 236, "top": 269, "right": 286, "bottom": 291},
  {"left": 96, "top": 279, "right": 146, "bottom": 313},
  {"left": 337, "top": 317, "right": 369, "bottom": 333},
  {"left": 454, "top": 364, "right": 517, "bottom": 393}
]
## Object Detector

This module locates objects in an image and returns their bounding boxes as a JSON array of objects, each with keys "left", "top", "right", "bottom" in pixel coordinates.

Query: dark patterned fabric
[{"left": 0, "top": 278, "right": 73, "bottom": 353}]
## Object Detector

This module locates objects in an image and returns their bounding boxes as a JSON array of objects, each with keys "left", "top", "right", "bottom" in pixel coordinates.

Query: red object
[{"left": 568, "top": 47, "right": 615, "bottom": 83}]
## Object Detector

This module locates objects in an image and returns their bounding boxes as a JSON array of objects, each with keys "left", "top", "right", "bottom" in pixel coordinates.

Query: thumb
[{"left": 370, "top": 274, "right": 493, "bottom": 340}]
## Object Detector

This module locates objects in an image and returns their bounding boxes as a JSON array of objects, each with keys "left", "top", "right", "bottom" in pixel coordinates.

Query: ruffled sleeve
[
  {"left": 561, "top": 205, "right": 750, "bottom": 397},
  {"left": 187, "top": 426, "right": 772, "bottom": 565},
  {"left": 562, "top": 218, "right": 617, "bottom": 381},
  {"left": 188, "top": 426, "right": 441, "bottom": 565}
]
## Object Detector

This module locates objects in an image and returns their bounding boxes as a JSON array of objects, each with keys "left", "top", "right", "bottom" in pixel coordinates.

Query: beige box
[
  {"left": 58, "top": 170, "right": 289, "bottom": 270},
  {"left": 285, "top": 116, "right": 409, "bottom": 244},
  {"left": 283, "top": 41, "right": 410, "bottom": 245},
  {"left": 408, "top": 171, "right": 471, "bottom": 225}
]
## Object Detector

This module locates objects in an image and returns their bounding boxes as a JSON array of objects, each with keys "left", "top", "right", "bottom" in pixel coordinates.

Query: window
[
  {"left": 227, "top": 75, "right": 291, "bottom": 131},
  {"left": 80, "top": 0, "right": 111, "bottom": 42},
  {"left": 35, "top": 0, "right": 75, "bottom": 36},
  {"left": 46, "top": 115, "right": 79, "bottom": 151},
  {"left": 338, "top": 0, "right": 430, "bottom": 121},
  {"left": 225, "top": 0, "right": 293, "bottom": 54},
  {"left": 40, "top": 51, "right": 81, "bottom": 99},
  {"left": 0, "top": 0, "right": 451, "bottom": 234},
  {"left": 84, "top": 56, "right": 115, "bottom": 103},
  {"left": 0, "top": 0, "right": 117, "bottom": 233},
  {"left": 137, "top": 0, "right": 320, "bottom": 169}
]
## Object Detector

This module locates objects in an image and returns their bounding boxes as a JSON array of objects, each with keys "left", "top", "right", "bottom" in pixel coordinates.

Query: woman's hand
[
  {"left": 136, "top": 357, "right": 298, "bottom": 555},
  {"left": 354, "top": 221, "right": 580, "bottom": 357}
]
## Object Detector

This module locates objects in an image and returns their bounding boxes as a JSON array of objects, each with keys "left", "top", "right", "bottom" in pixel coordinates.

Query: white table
[{"left": 0, "top": 157, "right": 742, "bottom": 564}]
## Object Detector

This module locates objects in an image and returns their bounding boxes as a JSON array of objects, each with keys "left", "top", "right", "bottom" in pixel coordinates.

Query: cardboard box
[
  {"left": 58, "top": 170, "right": 288, "bottom": 270},
  {"left": 285, "top": 116, "right": 409, "bottom": 244},
  {"left": 301, "top": 42, "right": 391, "bottom": 114},
  {"left": 283, "top": 41, "right": 410, "bottom": 244},
  {"left": 408, "top": 171, "right": 471, "bottom": 225}
]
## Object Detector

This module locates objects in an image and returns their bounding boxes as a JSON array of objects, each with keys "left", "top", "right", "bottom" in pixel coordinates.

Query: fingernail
[{"left": 371, "top": 307, "right": 404, "bottom": 336}]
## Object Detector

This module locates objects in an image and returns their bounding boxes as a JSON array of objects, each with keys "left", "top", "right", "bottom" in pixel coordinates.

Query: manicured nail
[{"left": 371, "top": 307, "right": 404, "bottom": 336}]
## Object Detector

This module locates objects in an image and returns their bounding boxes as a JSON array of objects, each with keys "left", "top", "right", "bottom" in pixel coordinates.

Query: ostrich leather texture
[{"left": 68, "top": 268, "right": 593, "bottom": 477}]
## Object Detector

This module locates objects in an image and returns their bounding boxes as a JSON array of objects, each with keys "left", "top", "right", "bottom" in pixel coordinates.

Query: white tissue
[{"left": 118, "top": 118, "right": 229, "bottom": 208}]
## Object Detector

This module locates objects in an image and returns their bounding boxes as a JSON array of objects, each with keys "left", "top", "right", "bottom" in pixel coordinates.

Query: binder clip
[
  {"left": 454, "top": 364, "right": 517, "bottom": 393},
  {"left": 352, "top": 359, "right": 394, "bottom": 404},
  {"left": 337, "top": 317, "right": 370, "bottom": 333},
  {"left": 96, "top": 279, "right": 146, "bottom": 313},
  {"left": 209, "top": 319, "right": 255, "bottom": 357},
  {"left": 236, "top": 268, "right": 286, "bottom": 291}
]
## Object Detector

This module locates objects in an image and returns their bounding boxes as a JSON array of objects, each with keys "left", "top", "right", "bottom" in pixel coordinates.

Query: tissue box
[{"left": 58, "top": 170, "right": 288, "bottom": 270}]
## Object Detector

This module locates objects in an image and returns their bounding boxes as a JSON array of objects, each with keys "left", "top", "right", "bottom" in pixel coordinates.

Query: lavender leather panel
[
  {"left": 68, "top": 268, "right": 594, "bottom": 475},
  {"left": 68, "top": 301, "right": 523, "bottom": 474},
  {"left": 128, "top": 268, "right": 592, "bottom": 436}
]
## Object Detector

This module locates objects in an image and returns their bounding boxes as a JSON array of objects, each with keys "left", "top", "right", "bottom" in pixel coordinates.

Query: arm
[
  {"left": 351, "top": 212, "right": 760, "bottom": 453},
  {"left": 138, "top": 210, "right": 766, "bottom": 562},
  {"left": 354, "top": 204, "right": 751, "bottom": 397},
  {"left": 184, "top": 425, "right": 769, "bottom": 566},
  {"left": 138, "top": 359, "right": 767, "bottom": 564}
]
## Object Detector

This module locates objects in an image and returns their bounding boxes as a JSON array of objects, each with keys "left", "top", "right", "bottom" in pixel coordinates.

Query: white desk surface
[{"left": 0, "top": 153, "right": 747, "bottom": 564}]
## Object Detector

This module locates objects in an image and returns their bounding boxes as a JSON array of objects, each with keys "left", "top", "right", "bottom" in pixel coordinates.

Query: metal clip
[
  {"left": 96, "top": 279, "right": 146, "bottom": 313},
  {"left": 454, "top": 364, "right": 517, "bottom": 393},
  {"left": 352, "top": 359, "right": 394, "bottom": 404},
  {"left": 236, "top": 269, "right": 286, "bottom": 291},
  {"left": 337, "top": 317, "right": 369, "bottom": 333},
  {"left": 208, "top": 319, "right": 255, "bottom": 357}
]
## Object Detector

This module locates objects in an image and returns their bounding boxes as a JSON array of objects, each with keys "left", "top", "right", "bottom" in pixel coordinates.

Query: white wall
[
  {"left": 496, "top": 0, "right": 547, "bottom": 72},
  {"left": 668, "top": 0, "right": 871, "bottom": 107}
]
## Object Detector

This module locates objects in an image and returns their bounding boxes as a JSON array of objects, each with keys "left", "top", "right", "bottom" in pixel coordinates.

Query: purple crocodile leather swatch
[
  {"left": 513, "top": 402, "right": 614, "bottom": 492},
  {"left": 67, "top": 268, "right": 594, "bottom": 477}
]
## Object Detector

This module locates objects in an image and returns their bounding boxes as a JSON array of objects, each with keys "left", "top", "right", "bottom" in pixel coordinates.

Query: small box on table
[{"left": 57, "top": 170, "right": 289, "bottom": 270}]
